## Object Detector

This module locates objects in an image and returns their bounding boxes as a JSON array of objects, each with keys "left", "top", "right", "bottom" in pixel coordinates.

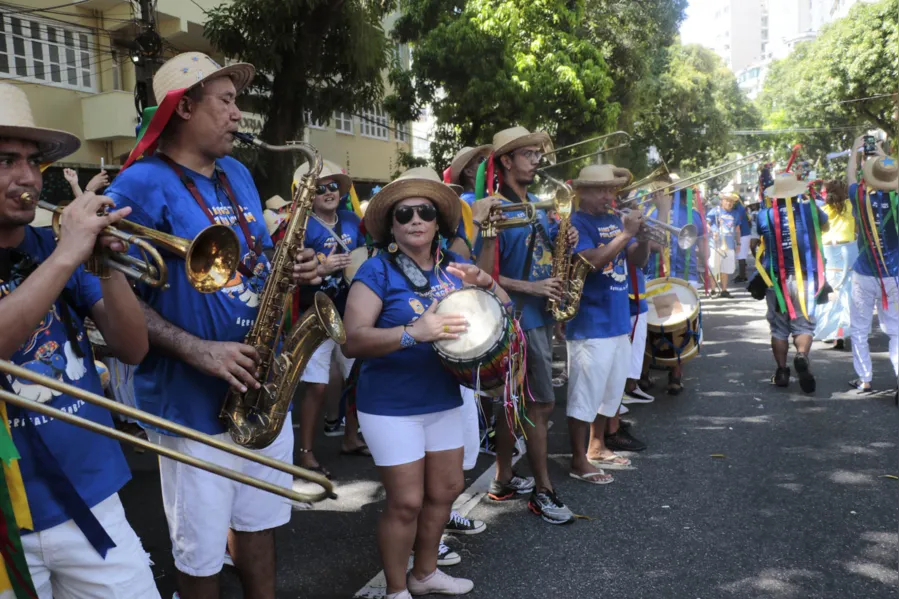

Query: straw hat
[
  {"left": 492, "top": 126, "right": 551, "bottom": 157},
  {"left": 448, "top": 183, "right": 463, "bottom": 196},
  {"left": 363, "top": 167, "right": 461, "bottom": 244},
  {"left": 0, "top": 84, "right": 80, "bottom": 162},
  {"left": 263, "top": 209, "right": 287, "bottom": 236},
  {"left": 448, "top": 145, "right": 492, "bottom": 184},
  {"left": 572, "top": 164, "right": 632, "bottom": 189},
  {"left": 862, "top": 156, "right": 898, "bottom": 191},
  {"left": 719, "top": 192, "right": 740, "bottom": 203},
  {"left": 764, "top": 173, "right": 808, "bottom": 199},
  {"left": 293, "top": 159, "right": 352, "bottom": 196},
  {"left": 266, "top": 195, "right": 289, "bottom": 211},
  {"left": 153, "top": 52, "right": 255, "bottom": 101}
]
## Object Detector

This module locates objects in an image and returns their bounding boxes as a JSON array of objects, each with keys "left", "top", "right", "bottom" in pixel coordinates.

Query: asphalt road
[{"left": 121, "top": 283, "right": 899, "bottom": 599}]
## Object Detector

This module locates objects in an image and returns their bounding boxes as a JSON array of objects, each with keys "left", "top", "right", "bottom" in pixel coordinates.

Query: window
[
  {"left": 0, "top": 11, "right": 96, "bottom": 91},
  {"left": 359, "top": 106, "right": 388, "bottom": 140},
  {"left": 334, "top": 111, "right": 354, "bottom": 134},
  {"left": 304, "top": 111, "right": 328, "bottom": 130},
  {"left": 395, "top": 121, "right": 408, "bottom": 143}
]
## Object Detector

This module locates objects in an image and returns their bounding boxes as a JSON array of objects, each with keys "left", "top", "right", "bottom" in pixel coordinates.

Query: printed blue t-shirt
[
  {"left": 495, "top": 186, "right": 558, "bottom": 331},
  {"left": 352, "top": 252, "right": 468, "bottom": 416},
  {"left": 757, "top": 200, "right": 829, "bottom": 277},
  {"left": 106, "top": 155, "right": 273, "bottom": 436},
  {"left": 849, "top": 183, "right": 899, "bottom": 278},
  {"left": 304, "top": 210, "right": 363, "bottom": 314},
  {"left": 736, "top": 203, "right": 751, "bottom": 236},
  {"left": 645, "top": 204, "right": 706, "bottom": 283},
  {"left": 706, "top": 206, "right": 739, "bottom": 250},
  {"left": 3, "top": 227, "right": 130, "bottom": 532},
  {"left": 566, "top": 211, "right": 633, "bottom": 339}
]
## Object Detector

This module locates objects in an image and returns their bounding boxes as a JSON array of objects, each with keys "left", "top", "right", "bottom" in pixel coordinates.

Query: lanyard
[{"left": 158, "top": 154, "right": 261, "bottom": 278}]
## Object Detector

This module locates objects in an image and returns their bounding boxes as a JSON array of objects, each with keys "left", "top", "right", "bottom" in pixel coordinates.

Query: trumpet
[
  {"left": 481, "top": 200, "right": 554, "bottom": 238},
  {"left": 0, "top": 359, "right": 334, "bottom": 503},
  {"left": 612, "top": 207, "right": 698, "bottom": 250},
  {"left": 24, "top": 194, "right": 241, "bottom": 294}
]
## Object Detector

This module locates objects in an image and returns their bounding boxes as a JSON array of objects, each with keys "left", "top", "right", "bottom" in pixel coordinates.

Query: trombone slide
[{"left": 613, "top": 208, "right": 698, "bottom": 250}]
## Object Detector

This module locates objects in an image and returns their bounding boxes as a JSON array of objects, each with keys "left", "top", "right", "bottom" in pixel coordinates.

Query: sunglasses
[
  {"left": 393, "top": 204, "right": 438, "bottom": 225},
  {"left": 316, "top": 182, "right": 341, "bottom": 195}
]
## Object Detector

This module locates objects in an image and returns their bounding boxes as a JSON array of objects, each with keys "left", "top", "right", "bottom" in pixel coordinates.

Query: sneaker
[
  {"left": 619, "top": 403, "right": 630, "bottom": 415},
  {"left": 223, "top": 548, "right": 234, "bottom": 567},
  {"left": 605, "top": 427, "right": 647, "bottom": 452},
  {"left": 552, "top": 372, "right": 568, "bottom": 387},
  {"left": 527, "top": 488, "right": 574, "bottom": 525},
  {"left": 622, "top": 387, "right": 655, "bottom": 404},
  {"left": 772, "top": 367, "right": 790, "bottom": 387},
  {"left": 793, "top": 353, "right": 815, "bottom": 394},
  {"left": 407, "top": 568, "right": 473, "bottom": 595},
  {"left": 445, "top": 510, "right": 486, "bottom": 535},
  {"left": 323, "top": 417, "right": 345, "bottom": 437},
  {"left": 436, "top": 541, "right": 461, "bottom": 566},
  {"left": 479, "top": 428, "right": 520, "bottom": 457},
  {"left": 488, "top": 473, "right": 536, "bottom": 501},
  {"left": 719, "top": 290, "right": 733, "bottom": 298}
]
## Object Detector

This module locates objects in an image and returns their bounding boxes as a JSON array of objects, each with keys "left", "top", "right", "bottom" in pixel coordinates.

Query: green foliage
[
  {"left": 756, "top": 0, "right": 898, "bottom": 177},
  {"left": 392, "top": 149, "right": 429, "bottom": 179},
  {"left": 204, "top": 0, "right": 394, "bottom": 198}
]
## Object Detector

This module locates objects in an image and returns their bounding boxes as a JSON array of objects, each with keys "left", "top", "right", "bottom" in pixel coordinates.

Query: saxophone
[
  {"left": 221, "top": 133, "right": 346, "bottom": 449},
  {"left": 543, "top": 174, "right": 595, "bottom": 322}
]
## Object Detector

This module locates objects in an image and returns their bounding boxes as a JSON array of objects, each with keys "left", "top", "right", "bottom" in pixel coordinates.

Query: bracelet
[
  {"left": 472, "top": 219, "right": 483, "bottom": 229},
  {"left": 400, "top": 326, "right": 418, "bottom": 348},
  {"left": 502, "top": 300, "right": 514, "bottom": 312}
]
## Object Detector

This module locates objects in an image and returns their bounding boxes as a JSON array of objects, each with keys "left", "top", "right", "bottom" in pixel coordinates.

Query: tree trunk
[{"left": 252, "top": 66, "right": 306, "bottom": 202}]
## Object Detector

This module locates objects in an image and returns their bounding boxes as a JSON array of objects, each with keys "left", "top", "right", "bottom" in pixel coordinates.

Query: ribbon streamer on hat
[{"left": 121, "top": 89, "right": 189, "bottom": 171}]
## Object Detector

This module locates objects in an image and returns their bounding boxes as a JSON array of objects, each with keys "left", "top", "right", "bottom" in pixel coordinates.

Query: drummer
[
  {"left": 343, "top": 167, "right": 511, "bottom": 598},
  {"left": 566, "top": 165, "right": 650, "bottom": 483},
  {"left": 297, "top": 159, "right": 369, "bottom": 477}
]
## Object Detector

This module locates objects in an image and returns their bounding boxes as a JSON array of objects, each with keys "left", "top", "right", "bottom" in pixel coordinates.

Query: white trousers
[
  {"left": 460, "top": 386, "right": 480, "bottom": 471},
  {"left": 629, "top": 314, "right": 648, "bottom": 380},
  {"left": 850, "top": 274, "right": 899, "bottom": 383}
]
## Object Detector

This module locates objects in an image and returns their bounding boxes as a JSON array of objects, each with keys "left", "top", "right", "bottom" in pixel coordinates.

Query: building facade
[{"left": 0, "top": 0, "right": 410, "bottom": 189}]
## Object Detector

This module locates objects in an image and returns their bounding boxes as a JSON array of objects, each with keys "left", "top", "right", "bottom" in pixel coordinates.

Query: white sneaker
[
  {"left": 619, "top": 404, "right": 630, "bottom": 415},
  {"left": 407, "top": 568, "right": 474, "bottom": 595},
  {"left": 622, "top": 387, "right": 655, "bottom": 404}
]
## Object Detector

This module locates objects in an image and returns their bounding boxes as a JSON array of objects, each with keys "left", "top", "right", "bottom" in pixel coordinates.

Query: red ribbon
[
  {"left": 442, "top": 166, "right": 453, "bottom": 184},
  {"left": 770, "top": 201, "right": 796, "bottom": 318},
  {"left": 121, "top": 88, "right": 188, "bottom": 171}
]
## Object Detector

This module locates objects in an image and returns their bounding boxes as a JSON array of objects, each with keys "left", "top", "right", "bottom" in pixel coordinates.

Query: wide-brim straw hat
[
  {"left": 572, "top": 164, "right": 632, "bottom": 189},
  {"left": 264, "top": 209, "right": 287, "bottom": 236},
  {"left": 153, "top": 52, "right": 255, "bottom": 101},
  {"left": 719, "top": 192, "right": 740, "bottom": 203},
  {"left": 0, "top": 84, "right": 80, "bottom": 162},
  {"left": 862, "top": 156, "right": 898, "bottom": 191},
  {"left": 364, "top": 167, "right": 461, "bottom": 244},
  {"left": 492, "top": 126, "right": 551, "bottom": 157},
  {"left": 449, "top": 145, "right": 492, "bottom": 184},
  {"left": 266, "top": 195, "right": 289, "bottom": 211},
  {"left": 294, "top": 159, "right": 352, "bottom": 196},
  {"left": 764, "top": 173, "right": 808, "bottom": 199}
]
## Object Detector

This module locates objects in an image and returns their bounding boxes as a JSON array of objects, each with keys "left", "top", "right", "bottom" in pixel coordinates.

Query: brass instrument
[
  {"left": 24, "top": 194, "right": 240, "bottom": 294},
  {"left": 222, "top": 133, "right": 345, "bottom": 449},
  {"left": 542, "top": 132, "right": 631, "bottom": 170},
  {"left": 541, "top": 172, "right": 594, "bottom": 322},
  {"left": 0, "top": 359, "right": 334, "bottom": 503},
  {"left": 618, "top": 163, "right": 672, "bottom": 196},
  {"left": 481, "top": 200, "right": 554, "bottom": 238},
  {"left": 612, "top": 207, "right": 698, "bottom": 250},
  {"left": 657, "top": 152, "right": 767, "bottom": 196}
]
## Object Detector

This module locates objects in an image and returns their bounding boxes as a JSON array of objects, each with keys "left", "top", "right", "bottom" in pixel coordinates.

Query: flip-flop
[
  {"left": 848, "top": 378, "right": 875, "bottom": 394},
  {"left": 340, "top": 444, "right": 372, "bottom": 457},
  {"left": 588, "top": 454, "right": 633, "bottom": 470},
  {"left": 569, "top": 470, "right": 613, "bottom": 485}
]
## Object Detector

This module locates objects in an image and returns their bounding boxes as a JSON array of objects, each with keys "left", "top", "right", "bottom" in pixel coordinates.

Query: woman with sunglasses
[
  {"left": 343, "top": 167, "right": 511, "bottom": 599},
  {"left": 295, "top": 160, "right": 369, "bottom": 478}
]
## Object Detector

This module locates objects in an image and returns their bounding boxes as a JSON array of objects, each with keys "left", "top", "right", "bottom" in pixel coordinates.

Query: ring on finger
[{"left": 443, "top": 325, "right": 450, "bottom": 334}]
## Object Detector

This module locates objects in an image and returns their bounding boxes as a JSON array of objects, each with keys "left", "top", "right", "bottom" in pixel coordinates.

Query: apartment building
[{"left": 0, "top": 0, "right": 410, "bottom": 190}]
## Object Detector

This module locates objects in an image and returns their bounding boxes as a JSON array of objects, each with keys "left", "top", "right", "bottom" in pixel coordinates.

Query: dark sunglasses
[
  {"left": 393, "top": 204, "right": 438, "bottom": 225},
  {"left": 316, "top": 182, "right": 341, "bottom": 195}
]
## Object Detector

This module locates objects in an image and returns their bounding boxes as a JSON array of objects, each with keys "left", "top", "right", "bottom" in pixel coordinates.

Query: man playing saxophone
[
  {"left": 106, "top": 53, "right": 319, "bottom": 599},
  {"left": 565, "top": 165, "right": 650, "bottom": 484}
]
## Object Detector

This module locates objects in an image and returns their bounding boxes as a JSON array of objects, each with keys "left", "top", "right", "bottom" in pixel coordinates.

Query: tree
[
  {"left": 756, "top": 0, "right": 898, "bottom": 177},
  {"left": 385, "top": 0, "right": 619, "bottom": 170},
  {"left": 205, "top": 0, "right": 394, "bottom": 199}
]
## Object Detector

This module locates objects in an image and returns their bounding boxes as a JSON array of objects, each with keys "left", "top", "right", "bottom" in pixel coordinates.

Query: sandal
[
  {"left": 569, "top": 470, "right": 613, "bottom": 485},
  {"left": 588, "top": 454, "right": 632, "bottom": 470},
  {"left": 297, "top": 448, "right": 332, "bottom": 479},
  {"left": 848, "top": 378, "right": 874, "bottom": 394},
  {"left": 667, "top": 375, "right": 683, "bottom": 396},
  {"left": 340, "top": 444, "right": 372, "bottom": 457}
]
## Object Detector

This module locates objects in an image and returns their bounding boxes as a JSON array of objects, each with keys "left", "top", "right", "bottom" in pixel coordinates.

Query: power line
[
  {"left": 835, "top": 93, "right": 897, "bottom": 105},
  {"left": 0, "top": 1, "right": 89, "bottom": 16}
]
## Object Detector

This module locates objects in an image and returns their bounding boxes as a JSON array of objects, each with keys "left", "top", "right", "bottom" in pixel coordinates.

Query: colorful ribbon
[
  {"left": 121, "top": 88, "right": 189, "bottom": 171},
  {"left": 770, "top": 201, "right": 796, "bottom": 318}
]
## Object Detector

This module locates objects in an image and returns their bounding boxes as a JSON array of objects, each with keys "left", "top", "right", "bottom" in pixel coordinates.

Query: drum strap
[{"left": 310, "top": 213, "right": 350, "bottom": 254}]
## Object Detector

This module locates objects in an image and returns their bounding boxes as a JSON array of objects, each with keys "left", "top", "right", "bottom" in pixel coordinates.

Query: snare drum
[
  {"left": 432, "top": 288, "right": 512, "bottom": 397},
  {"left": 344, "top": 246, "right": 379, "bottom": 284},
  {"left": 643, "top": 277, "right": 703, "bottom": 367}
]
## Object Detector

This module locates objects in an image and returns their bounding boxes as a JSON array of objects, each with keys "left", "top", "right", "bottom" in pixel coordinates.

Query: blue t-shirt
[
  {"left": 106, "top": 155, "right": 273, "bottom": 435},
  {"left": 706, "top": 206, "right": 739, "bottom": 250},
  {"left": 566, "top": 212, "right": 633, "bottom": 339},
  {"left": 757, "top": 200, "right": 829, "bottom": 277},
  {"left": 352, "top": 252, "right": 467, "bottom": 416},
  {"left": 305, "top": 210, "right": 363, "bottom": 314},
  {"left": 628, "top": 263, "right": 648, "bottom": 316},
  {"left": 496, "top": 187, "right": 558, "bottom": 331},
  {"left": 645, "top": 203, "right": 707, "bottom": 283},
  {"left": 735, "top": 203, "right": 751, "bottom": 236},
  {"left": 3, "top": 227, "right": 130, "bottom": 532},
  {"left": 849, "top": 183, "right": 899, "bottom": 277}
]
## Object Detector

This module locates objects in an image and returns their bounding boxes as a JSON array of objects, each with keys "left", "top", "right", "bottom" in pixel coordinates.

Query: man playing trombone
[
  {"left": 105, "top": 53, "right": 319, "bottom": 599},
  {"left": 0, "top": 83, "right": 159, "bottom": 598}
]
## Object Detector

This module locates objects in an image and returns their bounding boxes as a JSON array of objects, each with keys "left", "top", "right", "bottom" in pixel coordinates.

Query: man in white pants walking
[{"left": 846, "top": 138, "right": 898, "bottom": 397}]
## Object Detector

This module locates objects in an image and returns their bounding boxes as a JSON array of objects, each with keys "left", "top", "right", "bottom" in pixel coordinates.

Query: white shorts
[
  {"left": 459, "top": 387, "right": 480, "bottom": 471},
  {"left": 148, "top": 421, "right": 293, "bottom": 577},
  {"left": 629, "top": 314, "right": 648, "bottom": 379},
  {"left": 711, "top": 247, "right": 736, "bottom": 276},
  {"left": 737, "top": 235, "right": 751, "bottom": 260},
  {"left": 300, "top": 338, "right": 355, "bottom": 384},
  {"left": 358, "top": 407, "right": 464, "bottom": 467},
  {"left": 23, "top": 494, "right": 159, "bottom": 599},
  {"left": 567, "top": 335, "right": 631, "bottom": 420}
]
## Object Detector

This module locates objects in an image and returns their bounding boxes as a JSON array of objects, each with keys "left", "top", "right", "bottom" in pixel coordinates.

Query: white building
[{"left": 707, "top": 0, "right": 767, "bottom": 73}]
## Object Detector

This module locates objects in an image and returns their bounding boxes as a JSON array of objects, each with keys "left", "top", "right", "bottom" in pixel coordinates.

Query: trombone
[
  {"left": 542, "top": 132, "right": 631, "bottom": 169},
  {"left": 618, "top": 163, "right": 672, "bottom": 196},
  {"left": 0, "top": 359, "right": 334, "bottom": 504},
  {"left": 612, "top": 207, "right": 698, "bottom": 250},
  {"left": 25, "top": 194, "right": 241, "bottom": 294},
  {"left": 659, "top": 151, "right": 767, "bottom": 196}
]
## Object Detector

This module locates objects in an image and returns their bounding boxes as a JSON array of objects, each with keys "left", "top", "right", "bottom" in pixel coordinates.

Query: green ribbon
[
  {"left": 0, "top": 469, "right": 37, "bottom": 598},
  {"left": 765, "top": 209, "right": 787, "bottom": 312},
  {"left": 475, "top": 160, "right": 487, "bottom": 200},
  {"left": 0, "top": 424, "right": 19, "bottom": 467},
  {"left": 684, "top": 189, "right": 694, "bottom": 278}
]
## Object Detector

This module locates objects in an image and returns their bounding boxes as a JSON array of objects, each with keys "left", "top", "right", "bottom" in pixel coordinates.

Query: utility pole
[{"left": 132, "top": 0, "right": 162, "bottom": 117}]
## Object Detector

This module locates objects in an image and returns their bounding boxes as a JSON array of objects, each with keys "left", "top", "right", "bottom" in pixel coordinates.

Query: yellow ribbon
[
  {"left": 348, "top": 184, "right": 363, "bottom": 218},
  {"left": 459, "top": 199, "right": 475, "bottom": 247},
  {"left": 0, "top": 404, "right": 32, "bottom": 532},
  {"left": 785, "top": 198, "right": 808, "bottom": 319},
  {"left": 754, "top": 236, "right": 775, "bottom": 287},
  {"left": 629, "top": 282, "right": 671, "bottom": 300},
  {"left": 864, "top": 189, "right": 889, "bottom": 285}
]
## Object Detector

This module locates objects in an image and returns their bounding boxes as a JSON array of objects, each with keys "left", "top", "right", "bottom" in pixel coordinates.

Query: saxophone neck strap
[{"left": 158, "top": 154, "right": 261, "bottom": 277}]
